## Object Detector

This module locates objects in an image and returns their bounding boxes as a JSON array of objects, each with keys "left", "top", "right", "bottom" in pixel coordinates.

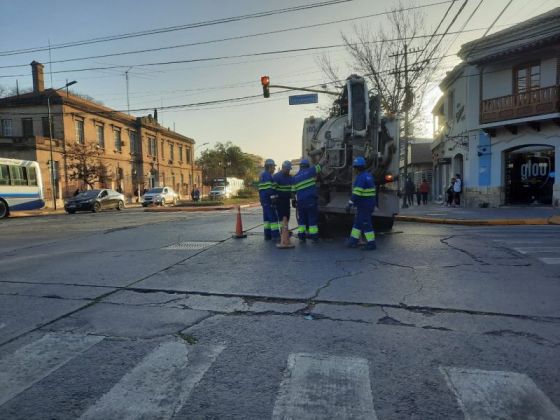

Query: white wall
[
  {"left": 482, "top": 66, "right": 512, "bottom": 100},
  {"left": 541, "top": 57, "right": 558, "bottom": 87}
]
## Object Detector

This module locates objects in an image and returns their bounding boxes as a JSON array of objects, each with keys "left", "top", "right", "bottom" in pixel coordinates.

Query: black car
[{"left": 64, "top": 189, "right": 126, "bottom": 214}]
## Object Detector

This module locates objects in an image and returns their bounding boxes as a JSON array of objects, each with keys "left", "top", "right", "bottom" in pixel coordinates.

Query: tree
[
  {"left": 196, "top": 142, "right": 258, "bottom": 185},
  {"left": 66, "top": 143, "right": 106, "bottom": 189},
  {"left": 320, "top": 1, "right": 446, "bottom": 135}
]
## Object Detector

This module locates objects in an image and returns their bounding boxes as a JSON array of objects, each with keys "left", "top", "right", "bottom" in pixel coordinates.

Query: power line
[
  {"left": 482, "top": 0, "right": 514, "bottom": 37},
  {"left": 0, "top": 0, "right": 353, "bottom": 57},
  {"left": 0, "top": 26, "right": 513, "bottom": 79},
  {"left": 0, "top": 0, "right": 455, "bottom": 69}
]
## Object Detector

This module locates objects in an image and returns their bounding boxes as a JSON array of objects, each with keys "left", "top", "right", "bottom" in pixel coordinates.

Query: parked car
[
  {"left": 64, "top": 189, "right": 125, "bottom": 214},
  {"left": 142, "top": 186, "right": 179, "bottom": 207},
  {"left": 209, "top": 186, "right": 230, "bottom": 200}
]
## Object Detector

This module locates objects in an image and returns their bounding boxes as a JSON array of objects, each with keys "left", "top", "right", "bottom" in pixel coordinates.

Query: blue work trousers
[
  {"left": 276, "top": 198, "right": 291, "bottom": 222},
  {"left": 296, "top": 200, "right": 319, "bottom": 240},
  {"left": 349, "top": 206, "right": 375, "bottom": 246},
  {"left": 262, "top": 204, "right": 279, "bottom": 239}
]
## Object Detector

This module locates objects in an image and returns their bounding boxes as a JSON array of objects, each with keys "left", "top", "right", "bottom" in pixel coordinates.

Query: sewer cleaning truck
[{"left": 302, "top": 74, "right": 401, "bottom": 231}]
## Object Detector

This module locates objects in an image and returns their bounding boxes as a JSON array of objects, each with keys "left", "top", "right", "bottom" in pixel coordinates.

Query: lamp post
[
  {"left": 191, "top": 142, "right": 208, "bottom": 199},
  {"left": 47, "top": 80, "right": 77, "bottom": 210}
]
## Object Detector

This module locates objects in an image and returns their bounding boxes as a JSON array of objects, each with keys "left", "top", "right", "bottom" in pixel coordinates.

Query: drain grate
[{"left": 163, "top": 241, "right": 217, "bottom": 250}]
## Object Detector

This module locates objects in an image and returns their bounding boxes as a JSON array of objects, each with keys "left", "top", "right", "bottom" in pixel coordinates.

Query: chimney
[{"left": 31, "top": 61, "right": 45, "bottom": 93}]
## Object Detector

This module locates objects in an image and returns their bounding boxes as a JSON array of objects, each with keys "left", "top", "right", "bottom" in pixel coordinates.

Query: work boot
[{"left": 363, "top": 242, "right": 377, "bottom": 251}]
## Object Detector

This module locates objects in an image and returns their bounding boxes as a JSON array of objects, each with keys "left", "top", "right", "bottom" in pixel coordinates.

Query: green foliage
[
  {"left": 196, "top": 142, "right": 260, "bottom": 185},
  {"left": 235, "top": 188, "right": 258, "bottom": 198}
]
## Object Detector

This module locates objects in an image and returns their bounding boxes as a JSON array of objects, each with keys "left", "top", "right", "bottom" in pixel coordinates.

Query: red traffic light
[{"left": 261, "top": 75, "right": 270, "bottom": 98}]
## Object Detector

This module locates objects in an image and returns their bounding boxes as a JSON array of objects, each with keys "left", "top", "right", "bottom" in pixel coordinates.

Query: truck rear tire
[{"left": 373, "top": 216, "right": 394, "bottom": 232}]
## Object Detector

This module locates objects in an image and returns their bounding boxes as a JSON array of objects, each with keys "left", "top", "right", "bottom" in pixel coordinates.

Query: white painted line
[
  {"left": 0, "top": 333, "right": 103, "bottom": 406},
  {"left": 80, "top": 342, "right": 224, "bottom": 420},
  {"left": 440, "top": 367, "right": 560, "bottom": 420},
  {"left": 492, "top": 240, "right": 543, "bottom": 243},
  {"left": 513, "top": 247, "right": 560, "bottom": 254},
  {"left": 539, "top": 258, "right": 560, "bottom": 265},
  {"left": 272, "top": 353, "right": 377, "bottom": 420}
]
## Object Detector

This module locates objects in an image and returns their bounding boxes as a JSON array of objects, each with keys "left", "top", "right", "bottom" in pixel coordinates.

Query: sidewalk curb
[
  {"left": 144, "top": 206, "right": 235, "bottom": 213},
  {"left": 395, "top": 215, "right": 553, "bottom": 226}
]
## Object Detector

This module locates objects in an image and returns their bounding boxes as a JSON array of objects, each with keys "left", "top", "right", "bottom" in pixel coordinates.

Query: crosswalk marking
[
  {"left": 0, "top": 333, "right": 103, "bottom": 406},
  {"left": 79, "top": 342, "right": 224, "bottom": 420},
  {"left": 539, "top": 257, "right": 560, "bottom": 265},
  {"left": 513, "top": 247, "right": 560, "bottom": 254},
  {"left": 441, "top": 367, "right": 560, "bottom": 420},
  {"left": 272, "top": 353, "right": 378, "bottom": 420}
]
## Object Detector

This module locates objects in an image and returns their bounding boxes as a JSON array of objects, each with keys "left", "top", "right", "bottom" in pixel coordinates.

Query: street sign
[{"left": 289, "top": 94, "right": 318, "bottom": 105}]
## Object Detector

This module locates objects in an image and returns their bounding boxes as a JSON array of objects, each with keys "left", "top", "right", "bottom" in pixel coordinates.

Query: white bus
[{"left": 0, "top": 158, "right": 45, "bottom": 218}]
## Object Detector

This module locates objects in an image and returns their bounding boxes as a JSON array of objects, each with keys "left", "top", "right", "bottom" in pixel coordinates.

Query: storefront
[{"left": 505, "top": 145, "right": 555, "bottom": 205}]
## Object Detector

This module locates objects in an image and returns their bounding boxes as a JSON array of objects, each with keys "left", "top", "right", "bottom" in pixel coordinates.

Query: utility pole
[
  {"left": 125, "top": 68, "right": 132, "bottom": 115},
  {"left": 389, "top": 43, "right": 422, "bottom": 209}
]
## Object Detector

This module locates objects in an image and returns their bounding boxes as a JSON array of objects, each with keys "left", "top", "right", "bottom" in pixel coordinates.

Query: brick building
[{"left": 0, "top": 61, "right": 201, "bottom": 207}]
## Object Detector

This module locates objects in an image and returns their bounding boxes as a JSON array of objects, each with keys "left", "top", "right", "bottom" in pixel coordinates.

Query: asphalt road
[{"left": 1, "top": 208, "right": 559, "bottom": 419}]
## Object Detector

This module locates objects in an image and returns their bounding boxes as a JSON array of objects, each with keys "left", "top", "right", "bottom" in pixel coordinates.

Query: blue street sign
[{"left": 289, "top": 94, "right": 318, "bottom": 105}]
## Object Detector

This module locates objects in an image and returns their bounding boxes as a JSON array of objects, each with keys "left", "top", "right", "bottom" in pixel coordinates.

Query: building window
[
  {"left": 114, "top": 128, "right": 122, "bottom": 152},
  {"left": 161, "top": 141, "right": 165, "bottom": 159},
  {"left": 75, "top": 119, "right": 84, "bottom": 144},
  {"left": 0, "top": 164, "right": 10, "bottom": 185},
  {"left": 187, "top": 148, "right": 192, "bottom": 164},
  {"left": 169, "top": 143, "right": 174, "bottom": 161},
  {"left": 1, "top": 119, "right": 13, "bottom": 137},
  {"left": 172, "top": 173, "right": 176, "bottom": 189},
  {"left": 42, "top": 117, "right": 54, "bottom": 138},
  {"left": 178, "top": 145, "right": 183, "bottom": 162},
  {"left": 129, "top": 130, "right": 138, "bottom": 154},
  {"left": 515, "top": 63, "right": 540, "bottom": 94},
  {"left": 22, "top": 118, "right": 34, "bottom": 137},
  {"left": 180, "top": 173, "right": 184, "bottom": 189},
  {"left": 447, "top": 91, "right": 454, "bottom": 120},
  {"left": 96, "top": 124, "right": 105, "bottom": 149},
  {"left": 148, "top": 137, "right": 157, "bottom": 156},
  {"left": 160, "top": 171, "right": 165, "bottom": 186}
]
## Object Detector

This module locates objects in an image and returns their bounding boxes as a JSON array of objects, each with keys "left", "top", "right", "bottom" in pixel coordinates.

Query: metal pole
[
  {"left": 402, "top": 43, "right": 410, "bottom": 209},
  {"left": 47, "top": 96, "right": 57, "bottom": 210},
  {"left": 125, "top": 68, "right": 131, "bottom": 115}
]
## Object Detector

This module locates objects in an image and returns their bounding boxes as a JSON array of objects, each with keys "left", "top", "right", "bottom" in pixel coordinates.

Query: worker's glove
[
  {"left": 345, "top": 200, "right": 353, "bottom": 214},
  {"left": 291, "top": 199, "right": 297, "bottom": 209}
]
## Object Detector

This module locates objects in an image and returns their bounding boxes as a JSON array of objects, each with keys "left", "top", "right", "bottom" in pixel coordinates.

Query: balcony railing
[{"left": 480, "top": 85, "right": 559, "bottom": 124}]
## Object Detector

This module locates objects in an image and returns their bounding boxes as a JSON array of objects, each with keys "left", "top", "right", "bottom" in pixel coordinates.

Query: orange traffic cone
[
  {"left": 276, "top": 217, "right": 295, "bottom": 249},
  {"left": 232, "top": 206, "right": 247, "bottom": 238}
]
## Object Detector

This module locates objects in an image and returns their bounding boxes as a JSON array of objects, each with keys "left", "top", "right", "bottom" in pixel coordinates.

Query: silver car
[{"left": 142, "top": 186, "right": 179, "bottom": 207}]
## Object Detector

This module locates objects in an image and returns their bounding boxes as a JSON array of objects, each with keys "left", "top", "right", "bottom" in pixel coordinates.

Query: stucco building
[
  {"left": 0, "top": 61, "right": 201, "bottom": 207},
  {"left": 432, "top": 8, "right": 559, "bottom": 207}
]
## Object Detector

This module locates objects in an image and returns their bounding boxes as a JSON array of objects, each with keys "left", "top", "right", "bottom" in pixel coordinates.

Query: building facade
[
  {"left": 0, "top": 61, "right": 201, "bottom": 207},
  {"left": 432, "top": 8, "right": 560, "bottom": 207}
]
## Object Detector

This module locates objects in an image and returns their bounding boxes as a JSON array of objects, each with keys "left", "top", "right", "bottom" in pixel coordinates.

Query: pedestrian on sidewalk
[
  {"left": 405, "top": 178, "right": 415, "bottom": 206},
  {"left": 419, "top": 179, "right": 430, "bottom": 205},
  {"left": 416, "top": 183, "right": 421, "bottom": 205},
  {"left": 453, "top": 174, "right": 462, "bottom": 206},
  {"left": 258, "top": 159, "right": 280, "bottom": 241},
  {"left": 345, "top": 157, "right": 376, "bottom": 250},
  {"left": 446, "top": 178, "right": 455, "bottom": 207}
]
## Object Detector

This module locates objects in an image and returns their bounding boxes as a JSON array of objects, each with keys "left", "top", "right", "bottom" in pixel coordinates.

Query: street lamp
[
  {"left": 47, "top": 80, "right": 77, "bottom": 210},
  {"left": 191, "top": 142, "right": 209, "bottom": 198}
]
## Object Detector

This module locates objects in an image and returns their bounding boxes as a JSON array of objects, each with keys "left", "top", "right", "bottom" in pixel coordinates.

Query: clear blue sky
[{"left": 0, "top": 0, "right": 557, "bottom": 163}]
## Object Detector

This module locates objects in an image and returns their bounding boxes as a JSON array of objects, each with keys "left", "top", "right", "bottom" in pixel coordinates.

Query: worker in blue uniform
[
  {"left": 345, "top": 156, "right": 377, "bottom": 250},
  {"left": 292, "top": 159, "right": 321, "bottom": 243},
  {"left": 258, "top": 159, "right": 280, "bottom": 240},
  {"left": 273, "top": 161, "right": 293, "bottom": 224}
]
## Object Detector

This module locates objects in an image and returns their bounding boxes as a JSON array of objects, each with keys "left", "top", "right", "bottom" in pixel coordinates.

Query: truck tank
[{"left": 302, "top": 75, "right": 400, "bottom": 231}]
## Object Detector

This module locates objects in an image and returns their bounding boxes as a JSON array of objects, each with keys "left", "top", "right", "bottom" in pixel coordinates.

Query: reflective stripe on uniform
[
  {"left": 298, "top": 226, "right": 306, "bottom": 233},
  {"left": 315, "top": 164, "right": 321, "bottom": 172},
  {"left": 308, "top": 225, "right": 318, "bottom": 235},
  {"left": 258, "top": 182, "right": 274, "bottom": 190},
  {"left": 293, "top": 178, "right": 315, "bottom": 191},
  {"left": 275, "top": 185, "right": 292, "bottom": 192},
  {"left": 351, "top": 228, "right": 361, "bottom": 239},
  {"left": 352, "top": 187, "right": 376, "bottom": 197},
  {"left": 263, "top": 221, "right": 271, "bottom": 229},
  {"left": 270, "top": 222, "right": 280, "bottom": 230},
  {"left": 364, "top": 231, "right": 375, "bottom": 241}
]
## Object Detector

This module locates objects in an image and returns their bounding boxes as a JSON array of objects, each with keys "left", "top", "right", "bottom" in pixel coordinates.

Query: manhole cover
[{"left": 163, "top": 241, "right": 217, "bottom": 250}]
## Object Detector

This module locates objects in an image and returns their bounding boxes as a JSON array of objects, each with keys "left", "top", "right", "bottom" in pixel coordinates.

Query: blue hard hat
[
  {"left": 282, "top": 160, "right": 292, "bottom": 170},
  {"left": 353, "top": 156, "right": 366, "bottom": 167},
  {"left": 265, "top": 158, "right": 276, "bottom": 166},
  {"left": 300, "top": 159, "right": 310, "bottom": 168}
]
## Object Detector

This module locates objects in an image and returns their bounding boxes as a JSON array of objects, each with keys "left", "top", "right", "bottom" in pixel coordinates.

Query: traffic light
[{"left": 261, "top": 75, "right": 270, "bottom": 98}]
